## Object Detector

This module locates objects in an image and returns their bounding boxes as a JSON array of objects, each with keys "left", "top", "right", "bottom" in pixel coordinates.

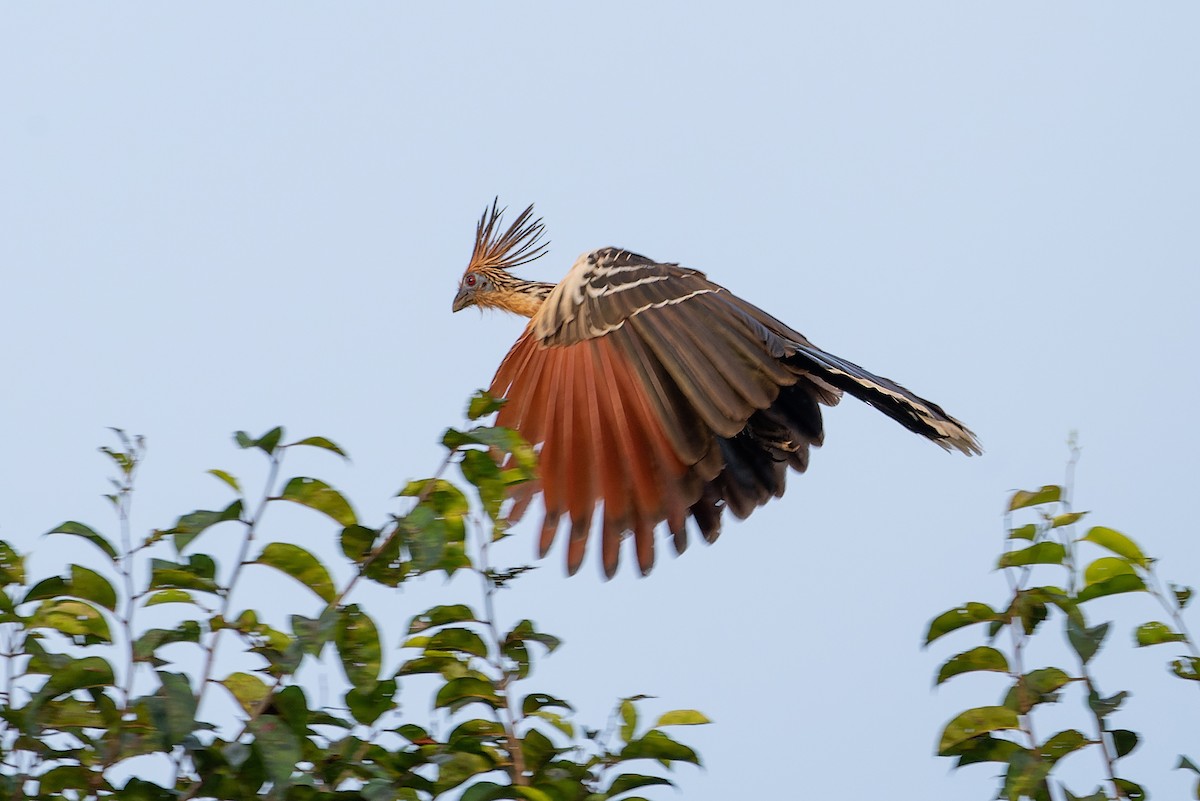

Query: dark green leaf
[
  {"left": 1087, "top": 689, "right": 1128, "bottom": 719},
  {"left": 336, "top": 604, "right": 381, "bottom": 687},
  {"left": 134, "top": 621, "right": 202, "bottom": 663},
  {"left": 1067, "top": 620, "right": 1109, "bottom": 665},
  {"left": 607, "top": 774, "right": 673, "bottom": 796},
  {"left": 0, "top": 540, "right": 25, "bottom": 586},
  {"left": 170, "top": 500, "right": 244, "bottom": 552},
  {"left": 279, "top": 477, "right": 357, "bottom": 526},
  {"left": 235, "top": 426, "right": 283, "bottom": 455},
  {"left": 249, "top": 714, "right": 300, "bottom": 787},
  {"left": 998, "top": 541, "right": 1065, "bottom": 569},
  {"left": 68, "top": 565, "right": 117, "bottom": 611},
  {"left": 1077, "top": 573, "right": 1146, "bottom": 603},
  {"left": 1008, "top": 485, "right": 1061, "bottom": 511},
  {"left": 936, "top": 646, "right": 1010, "bottom": 685},
  {"left": 1005, "top": 668, "right": 1073, "bottom": 714},
  {"left": 1111, "top": 729, "right": 1138, "bottom": 759},
  {"left": 45, "top": 521, "right": 117, "bottom": 562},
  {"left": 148, "top": 671, "right": 198, "bottom": 746},
  {"left": 621, "top": 730, "right": 700, "bottom": 766},
  {"left": 1040, "top": 729, "right": 1089, "bottom": 762},
  {"left": 1003, "top": 750, "right": 1051, "bottom": 801},
  {"left": 940, "top": 734, "right": 1019, "bottom": 767},
  {"left": 436, "top": 677, "right": 501, "bottom": 710},
  {"left": 427, "top": 627, "right": 488, "bottom": 658},
  {"left": 286, "top": 435, "right": 349, "bottom": 459},
  {"left": 1113, "top": 778, "right": 1145, "bottom": 800},
  {"left": 149, "top": 557, "right": 220, "bottom": 594},
  {"left": 347, "top": 678, "right": 396, "bottom": 726},
  {"left": 938, "top": 706, "right": 1020, "bottom": 755},
  {"left": 340, "top": 525, "right": 377, "bottom": 563},
  {"left": 254, "top": 542, "right": 336, "bottom": 603},
  {"left": 522, "top": 693, "right": 573, "bottom": 715},
  {"left": 408, "top": 604, "right": 478, "bottom": 634},
  {"left": 522, "top": 727, "right": 558, "bottom": 773},
  {"left": 1080, "top": 526, "right": 1148, "bottom": 567},
  {"left": 1062, "top": 788, "right": 1108, "bottom": 801},
  {"left": 30, "top": 655, "right": 115, "bottom": 705},
  {"left": 505, "top": 619, "right": 561, "bottom": 653},
  {"left": 1177, "top": 755, "right": 1200, "bottom": 773},
  {"left": 1135, "top": 621, "right": 1187, "bottom": 647}
]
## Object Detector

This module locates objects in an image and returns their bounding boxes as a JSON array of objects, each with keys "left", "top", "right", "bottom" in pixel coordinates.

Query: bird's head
[{"left": 453, "top": 199, "right": 549, "bottom": 316}]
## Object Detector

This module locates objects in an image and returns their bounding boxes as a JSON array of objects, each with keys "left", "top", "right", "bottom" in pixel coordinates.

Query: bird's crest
[{"left": 469, "top": 199, "right": 549, "bottom": 273}]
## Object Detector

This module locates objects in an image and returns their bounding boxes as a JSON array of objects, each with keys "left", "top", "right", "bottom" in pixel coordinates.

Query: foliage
[
  {"left": 928, "top": 440, "right": 1200, "bottom": 800},
  {"left": 0, "top": 392, "right": 707, "bottom": 799}
]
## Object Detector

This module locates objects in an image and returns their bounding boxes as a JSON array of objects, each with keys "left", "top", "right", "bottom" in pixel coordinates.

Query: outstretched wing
[{"left": 491, "top": 248, "right": 835, "bottom": 576}]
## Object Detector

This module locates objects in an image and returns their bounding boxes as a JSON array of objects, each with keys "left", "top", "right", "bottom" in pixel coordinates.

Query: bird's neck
[{"left": 493, "top": 279, "right": 557, "bottom": 318}]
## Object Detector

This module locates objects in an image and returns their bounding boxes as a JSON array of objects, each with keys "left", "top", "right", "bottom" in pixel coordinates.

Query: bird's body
[{"left": 453, "top": 202, "right": 979, "bottom": 577}]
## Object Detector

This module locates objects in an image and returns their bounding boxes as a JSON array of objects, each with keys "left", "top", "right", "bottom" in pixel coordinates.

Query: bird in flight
[{"left": 452, "top": 200, "right": 979, "bottom": 578}]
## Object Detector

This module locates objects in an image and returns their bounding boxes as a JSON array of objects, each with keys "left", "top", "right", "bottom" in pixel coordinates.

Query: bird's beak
[{"left": 452, "top": 286, "right": 472, "bottom": 313}]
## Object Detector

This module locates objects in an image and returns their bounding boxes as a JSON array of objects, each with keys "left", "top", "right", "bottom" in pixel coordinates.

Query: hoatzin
[{"left": 452, "top": 201, "right": 980, "bottom": 578}]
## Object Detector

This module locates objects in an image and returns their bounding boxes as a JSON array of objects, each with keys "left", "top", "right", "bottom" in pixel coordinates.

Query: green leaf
[
  {"left": 654, "top": 709, "right": 711, "bottom": 727},
  {"left": 286, "top": 435, "right": 349, "bottom": 459},
  {"left": 1008, "top": 485, "right": 1061, "bottom": 511},
  {"left": 220, "top": 672, "right": 271, "bottom": 715},
  {"left": 0, "top": 540, "right": 25, "bottom": 586},
  {"left": 254, "top": 543, "right": 336, "bottom": 603},
  {"left": 998, "top": 541, "right": 1065, "bottom": 568},
  {"left": 235, "top": 426, "right": 283, "bottom": 455},
  {"left": 28, "top": 599, "right": 111, "bottom": 644},
  {"left": 1040, "top": 729, "right": 1089, "bottom": 763},
  {"left": 621, "top": 730, "right": 700, "bottom": 766},
  {"left": 30, "top": 655, "right": 115, "bottom": 705},
  {"left": 936, "top": 646, "right": 1010, "bottom": 685},
  {"left": 1087, "top": 689, "right": 1128, "bottom": 719},
  {"left": 1076, "top": 573, "right": 1146, "bottom": 603},
  {"left": 427, "top": 627, "right": 488, "bottom": 658},
  {"left": 1079, "top": 526, "right": 1148, "bottom": 567},
  {"left": 436, "top": 677, "right": 502, "bottom": 710},
  {"left": 279, "top": 477, "right": 357, "bottom": 526},
  {"left": 1171, "top": 656, "right": 1200, "bottom": 681},
  {"left": 340, "top": 525, "right": 377, "bottom": 563},
  {"left": 1173, "top": 584, "right": 1193, "bottom": 609},
  {"left": 207, "top": 468, "right": 242, "bottom": 493},
  {"left": 1111, "top": 729, "right": 1138, "bottom": 758},
  {"left": 408, "top": 604, "right": 478, "bottom": 634},
  {"left": 149, "top": 557, "right": 220, "bottom": 594},
  {"left": 1009, "top": 524, "right": 1038, "bottom": 541},
  {"left": 45, "top": 521, "right": 117, "bottom": 562},
  {"left": 1063, "top": 788, "right": 1108, "bottom": 801},
  {"left": 1084, "top": 556, "right": 1135, "bottom": 585},
  {"left": 336, "top": 604, "right": 381, "bottom": 687},
  {"left": 134, "top": 621, "right": 202, "bottom": 664},
  {"left": 249, "top": 714, "right": 300, "bottom": 787},
  {"left": 68, "top": 565, "right": 117, "bottom": 611},
  {"left": 1135, "top": 621, "right": 1187, "bottom": 647},
  {"left": 522, "top": 727, "right": 559, "bottom": 773},
  {"left": 1004, "top": 668, "right": 1073, "bottom": 714},
  {"left": 607, "top": 774, "right": 673, "bottom": 796},
  {"left": 620, "top": 698, "right": 638, "bottom": 742},
  {"left": 1067, "top": 619, "right": 1109, "bottom": 664},
  {"left": 938, "top": 706, "right": 1020, "bottom": 755},
  {"left": 170, "top": 500, "right": 244, "bottom": 552},
  {"left": 522, "top": 693, "right": 573, "bottom": 715},
  {"left": 148, "top": 671, "right": 198, "bottom": 747},
  {"left": 1113, "top": 778, "right": 1145, "bottom": 800},
  {"left": 466, "top": 390, "right": 507, "bottom": 420},
  {"left": 1051, "top": 511, "right": 1087, "bottom": 528},
  {"left": 347, "top": 678, "right": 396, "bottom": 726},
  {"left": 925, "top": 603, "right": 997, "bottom": 645},
  {"left": 505, "top": 619, "right": 562, "bottom": 653},
  {"left": 143, "top": 590, "right": 195, "bottom": 607}
]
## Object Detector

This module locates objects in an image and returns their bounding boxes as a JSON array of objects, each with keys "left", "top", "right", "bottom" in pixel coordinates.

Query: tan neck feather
[{"left": 488, "top": 289, "right": 548, "bottom": 318}]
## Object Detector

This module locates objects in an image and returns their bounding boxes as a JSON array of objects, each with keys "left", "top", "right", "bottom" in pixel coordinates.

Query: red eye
[{"left": 465, "top": 274, "right": 477, "bottom": 287}]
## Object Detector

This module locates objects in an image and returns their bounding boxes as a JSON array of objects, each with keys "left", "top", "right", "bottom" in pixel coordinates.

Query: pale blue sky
[{"left": 2, "top": 4, "right": 1199, "bottom": 798}]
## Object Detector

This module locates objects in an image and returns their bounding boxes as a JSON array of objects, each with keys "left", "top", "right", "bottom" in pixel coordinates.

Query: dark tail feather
[{"left": 787, "top": 343, "right": 982, "bottom": 456}]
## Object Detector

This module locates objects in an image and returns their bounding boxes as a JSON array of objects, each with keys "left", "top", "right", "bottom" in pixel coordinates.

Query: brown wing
[
  {"left": 491, "top": 248, "right": 837, "bottom": 576},
  {"left": 492, "top": 247, "right": 979, "bottom": 577}
]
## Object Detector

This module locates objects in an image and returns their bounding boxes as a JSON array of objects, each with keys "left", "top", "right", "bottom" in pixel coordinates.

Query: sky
[{"left": 2, "top": 3, "right": 1199, "bottom": 798}]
